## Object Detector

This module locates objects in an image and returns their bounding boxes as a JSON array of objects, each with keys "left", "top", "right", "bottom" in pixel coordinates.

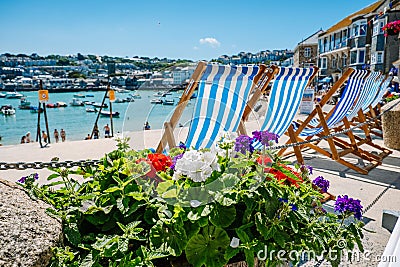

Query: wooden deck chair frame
[
  {"left": 338, "top": 74, "right": 392, "bottom": 160},
  {"left": 156, "top": 62, "right": 267, "bottom": 153},
  {"left": 278, "top": 68, "right": 381, "bottom": 174}
]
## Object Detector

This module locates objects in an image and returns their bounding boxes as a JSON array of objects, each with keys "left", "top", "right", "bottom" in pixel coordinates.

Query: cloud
[
  {"left": 199, "top": 37, "right": 221, "bottom": 48},
  {"left": 193, "top": 46, "right": 199, "bottom": 50}
]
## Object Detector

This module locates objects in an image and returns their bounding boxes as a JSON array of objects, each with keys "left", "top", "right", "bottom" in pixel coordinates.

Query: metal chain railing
[{"left": 0, "top": 100, "right": 399, "bottom": 171}]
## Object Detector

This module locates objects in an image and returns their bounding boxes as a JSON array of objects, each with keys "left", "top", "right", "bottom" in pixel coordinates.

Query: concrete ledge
[{"left": 382, "top": 210, "right": 400, "bottom": 233}]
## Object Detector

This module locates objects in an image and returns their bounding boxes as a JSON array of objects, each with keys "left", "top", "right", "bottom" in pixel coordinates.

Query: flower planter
[{"left": 386, "top": 28, "right": 398, "bottom": 36}]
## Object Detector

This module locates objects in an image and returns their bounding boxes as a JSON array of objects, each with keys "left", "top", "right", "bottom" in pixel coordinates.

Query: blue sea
[{"left": 0, "top": 90, "right": 195, "bottom": 146}]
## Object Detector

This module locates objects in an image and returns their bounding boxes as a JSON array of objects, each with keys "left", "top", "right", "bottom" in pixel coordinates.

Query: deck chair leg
[
  {"left": 315, "top": 105, "right": 340, "bottom": 160},
  {"left": 164, "top": 122, "right": 176, "bottom": 149},
  {"left": 238, "top": 121, "right": 247, "bottom": 136},
  {"left": 287, "top": 125, "right": 304, "bottom": 165}
]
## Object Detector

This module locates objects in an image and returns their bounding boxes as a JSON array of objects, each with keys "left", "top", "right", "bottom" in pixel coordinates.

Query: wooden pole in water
[
  {"left": 90, "top": 84, "right": 109, "bottom": 139},
  {"left": 43, "top": 102, "right": 51, "bottom": 144},
  {"left": 36, "top": 100, "right": 41, "bottom": 144},
  {"left": 109, "top": 99, "right": 114, "bottom": 137}
]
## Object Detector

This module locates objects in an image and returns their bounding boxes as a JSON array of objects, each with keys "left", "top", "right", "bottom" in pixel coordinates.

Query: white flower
[
  {"left": 173, "top": 150, "right": 220, "bottom": 182},
  {"left": 230, "top": 237, "right": 240, "bottom": 248}
]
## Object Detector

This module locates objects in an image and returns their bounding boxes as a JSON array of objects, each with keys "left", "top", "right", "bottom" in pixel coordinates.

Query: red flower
[
  {"left": 147, "top": 153, "right": 172, "bottom": 172},
  {"left": 263, "top": 163, "right": 303, "bottom": 188},
  {"left": 256, "top": 155, "right": 272, "bottom": 165}
]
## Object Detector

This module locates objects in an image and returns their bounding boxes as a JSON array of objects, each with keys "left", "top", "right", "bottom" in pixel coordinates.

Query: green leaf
[
  {"left": 210, "top": 204, "right": 236, "bottom": 228},
  {"left": 104, "top": 186, "right": 121, "bottom": 193},
  {"left": 186, "top": 225, "right": 230, "bottom": 267},
  {"left": 149, "top": 221, "right": 187, "bottom": 256},
  {"left": 118, "top": 237, "right": 129, "bottom": 253},
  {"left": 244, "top": 249, "right": 255, "bottom": 267},
  {"left": 64, "top": 223, "right": 81, "bottom": 246},
  {"left": 47, "top": 173, "right": 60, "bottom": 180},
  {"left": 79, "top": 253, "right": 94, "bottom": 267}
]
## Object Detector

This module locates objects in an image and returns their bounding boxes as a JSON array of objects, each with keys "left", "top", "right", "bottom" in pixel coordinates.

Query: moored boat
[
  {"left": 93, "top": 102, "right": 108, "bottom": 108},
  {"left": 86, "top": 107, "right": 98, "bottom": 113},
  {"left": 73, "top": 94, "right": 85, "bottom": 98},
  {"left": 18, "top": 97, "right": 32, "bottom": 110},
  {"left": 162, "top": 99, "right": 175, "bottom": 105},
  {"left": 0, "top": 93, "right": 6, "bottom": 98},
  {"left": 70, "top": 98, "right": 84, "bottom": 106},
  {"left": 150, "top": 98, "right": 163, "bottom": 104},
  {"left": 1, "top": 105, "right": 16, "bottom": 115},
  {"left": 5, "top": 92, "right": 24, "bottom": 99},
  {"left": 99, "top": 110, "right": 120, "bottom": 117}
]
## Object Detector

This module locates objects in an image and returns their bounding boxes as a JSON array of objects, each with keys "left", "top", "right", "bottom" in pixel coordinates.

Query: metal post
[
  {"left": 43, "top": 103, "right": 51, "bottom": 144},
  {"left": 90, "top": 85, "right": 108, "bottom": 139},
  {"left": 36, "top": 100, "right": 41, "bottom": 144}
]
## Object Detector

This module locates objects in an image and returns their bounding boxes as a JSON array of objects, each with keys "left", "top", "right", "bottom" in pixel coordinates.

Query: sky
[{"left": 0, "top": 0, "right": 379, "bottom": 60}]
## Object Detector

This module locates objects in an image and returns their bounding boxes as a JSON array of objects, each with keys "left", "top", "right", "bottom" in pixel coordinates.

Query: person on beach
[
  {"left": 42, "top": 131, "right": 48, "bottom": 144},
  {"left": 144, "top": 121, "right": 151, "bottom": 130},
  {"left": 54, "top": 129, "right": 59, "bottom": 143},
  {"left": 20, "top": 136, "right": 26, "bottom": 144},
  {"left": 104, "top": 124, "right": 110, "bottom": 138},
  {"left": 25, "top": 132, "right": 31, "bottom": 143},
  {"left": 93, "top": 125, "right": 99, "bottom": 139},
  {"left": 60, "top": 129, "right": 66, "bottom": 142},
  {"left": 85, "top": 134, "right": 91, "bottom": 140}
]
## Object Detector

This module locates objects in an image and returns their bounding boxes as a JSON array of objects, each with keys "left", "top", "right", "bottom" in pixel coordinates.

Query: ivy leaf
[
  {"left": 118, "top": 237, "right": 129, "bottom": 253},
  {"left": 150, "top": 221, "right": 187, "bottom": 256},
  {"left": 186, "top": 225, "right": 230, "bottom": 267},
  {"left": 209, "top": 204, "right": 236, "bottom": 228},
  {"left": 80, "top": 253, "right": 94, "bottom": 267},
  {"left": 64, "top": 223, "right": 81, "bottom": 246}
]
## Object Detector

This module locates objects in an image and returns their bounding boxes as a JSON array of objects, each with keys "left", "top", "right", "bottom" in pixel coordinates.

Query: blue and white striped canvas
[
  {"left": 185, "top": 64, "right": 261, "bottom": 149},
  {"left": 346, "top": 71, "right": 381, "bottom": 120},
  {"left": 259, "top": 67, "right": 315, "bottom": 137},
  {"left": 367, "top": 76, "right": 392, "bottom": 111},
  {"left": 298, "top": 70, "right": 368, "bottom": 136}
]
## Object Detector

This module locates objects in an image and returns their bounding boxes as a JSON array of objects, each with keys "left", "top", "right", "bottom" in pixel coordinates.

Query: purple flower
[
  {"left": 17, "top": 176, "right": 27, "bottom": 184},
  {"left": 313, "top": 176, "right": 330, "bottom": 193},
  {"left": 290, "top": 204, "right": 298, "bottom": 211},
  {"left": 34, "top": 173, "right": 39, "bottom": 180},
  {"left": 278, "top": 198, "right": 288, "bottom": 203},
  {"left": 252, "top": 130, "right": 279, "bottom": 146},
  {"left": 171, "top": 153, "right": 184, "bottom": 171},
  {"left": 234, "top": 135, "right": 254, "bottom": 154},
  {"left": 334, "top": 195, "right": 363, "bottom": 220},
  {"left": 178, "top": 142, "right": 186, "bottom": 150},
  {"left": 301, "top": 165, "right": 313, "bottom": 175}
]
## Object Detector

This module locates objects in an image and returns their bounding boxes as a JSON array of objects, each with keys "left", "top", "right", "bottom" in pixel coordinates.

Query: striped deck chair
[
  {"left": 247, "top": 66, "right": 318, "bottom": 149},
  {"left": 156, "top": 62, "right": 266, "bottom": 152},
  {"left": 363, "top": 76, "right": 393, "bottom": 138},
  {"left": 332, "top": 72, "right": 392, "bottom": 161},
  {"left": 279, "top": 69, "right": 382, "bottom": 174}
]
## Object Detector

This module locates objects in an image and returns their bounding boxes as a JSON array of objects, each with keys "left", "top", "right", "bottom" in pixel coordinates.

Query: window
[
  {"left": 320, "top": 57, "right": 327, "bottom": 69},
  {"left": 350, "top": 51, "right": 357, "bottom": 65},
  {"left": 332, "top": 57, "right": 337, "bottom": 68},
  {"left": 373, "top": 20, "right": 385, "bottom": 36},
  {"left": 349, "top": 49, "right": 365, "bottom": 65},
  {"left": 371, "top": 53, "right": 377, "bottom": 64},
  {"left": 342, "top": 54, "right": 347, "bottom": 67},
  {"left": 377, "top": 52, "right": 384, "bottom": 63},
  {"left": 358, "top": 50, "right": 365, "bottom": 64},
  {"left": 304, "top": 47, "right": 311, "bottom": 57}
]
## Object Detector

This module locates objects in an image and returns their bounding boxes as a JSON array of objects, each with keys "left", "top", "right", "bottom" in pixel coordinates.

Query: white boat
[
  {"left": 1, "top": 105, "right": 16, "bottom": 115},
  {"left": 5, "top": 92, "right": 24, "bottom": 99},
  {"left": 150, "top": 98, "right": 163, "bottom": 104},
  {"left": 86, "top": 107, "right": 98, "bottom": 113},
  {"left": 73, "top": 94, "right": 85, "bottom": 98},
  {"left": 70, "top": 98, "right": 84, "bottom": 106},
  {"left": 153, "top": 91, "right": 167, "bottom": 97},
  {"left": 162, "top": 99, "right": 175, "bottom": 105},
  {"left": 99, "top": 110, "right": 120, "bottom": 117},
  {"left": 93, "top": 102, "right": 108, "bottom": 108},
  {"left": 56, "top": 102, "right": 68, "bottom": 107},
  {"left": 132, "top": 93, "right": 141, "bottom": 99},
  {"left": 0, "top": 93, "right": 6, "bottom": 98}
]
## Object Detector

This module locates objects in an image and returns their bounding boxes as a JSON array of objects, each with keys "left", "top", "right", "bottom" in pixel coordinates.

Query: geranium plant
[
  {"left": 382, "top": 20, "right": 400, "bottom": 36},
  {"left": 18, "top": 134, "right": 365, "bottom": 267}
]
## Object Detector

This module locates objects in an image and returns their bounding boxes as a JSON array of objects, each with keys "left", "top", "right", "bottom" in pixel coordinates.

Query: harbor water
[{"left": 0, "top": 90, "right": 195, "bottom": 146}]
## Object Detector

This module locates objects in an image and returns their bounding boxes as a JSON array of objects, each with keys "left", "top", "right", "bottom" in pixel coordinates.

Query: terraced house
[{"left": 317, "top": 0, "right": 400, "bottom": 82}]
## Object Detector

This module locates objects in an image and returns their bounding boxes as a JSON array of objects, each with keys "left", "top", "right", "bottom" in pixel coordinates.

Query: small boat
[
  {"left": 73, "top": 94, "right": 85, "bottom": 98},
  {"left": 70, "top": 98, "right": 84, "bottom": 106},
  {"left": 153, "top": 91, "right": 167, "bottom": 97},
  {"left": 86, "top": 107, "right": 98, "bottom": 113},
  {"left": 93, "top": 102, "right": 108, "bottom": 108},
  {"left": 1, "top": 105, "right": 16, "bottom": 115},
  {"left": 150, "top": 98, "right": 163, "bottom": 104},
  {"left": 18, "top": 97, "right": 32, "bottom": 110},
  {"left": 84, "top": 101, "right": 94, "bottom": 106},
  {"left": 0, "top": 93, "right": 6, "bottom": 98},
  {"left": 86, "top": 94, "right": 94, "bottom": 97},
  {"left": 99, "top": 110, "right": 120, "bottom": 117},
  {"left": 30, "top": 106, "right": 42, "bottom": 113},
  {"left": 5, "top": 92, "right": 24, "bottom": 99},
  {"left": 114, "top": 98, "right": 126, "bottom": 103},
  {"left": 132, "top": 93, "right": 142, "bottom": 99},
  {"left": 56, "top": 102, "right": 68, "bottom": 107},
  {"left": 162, "top": 99, "right": 175, "bottom": 105}
]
